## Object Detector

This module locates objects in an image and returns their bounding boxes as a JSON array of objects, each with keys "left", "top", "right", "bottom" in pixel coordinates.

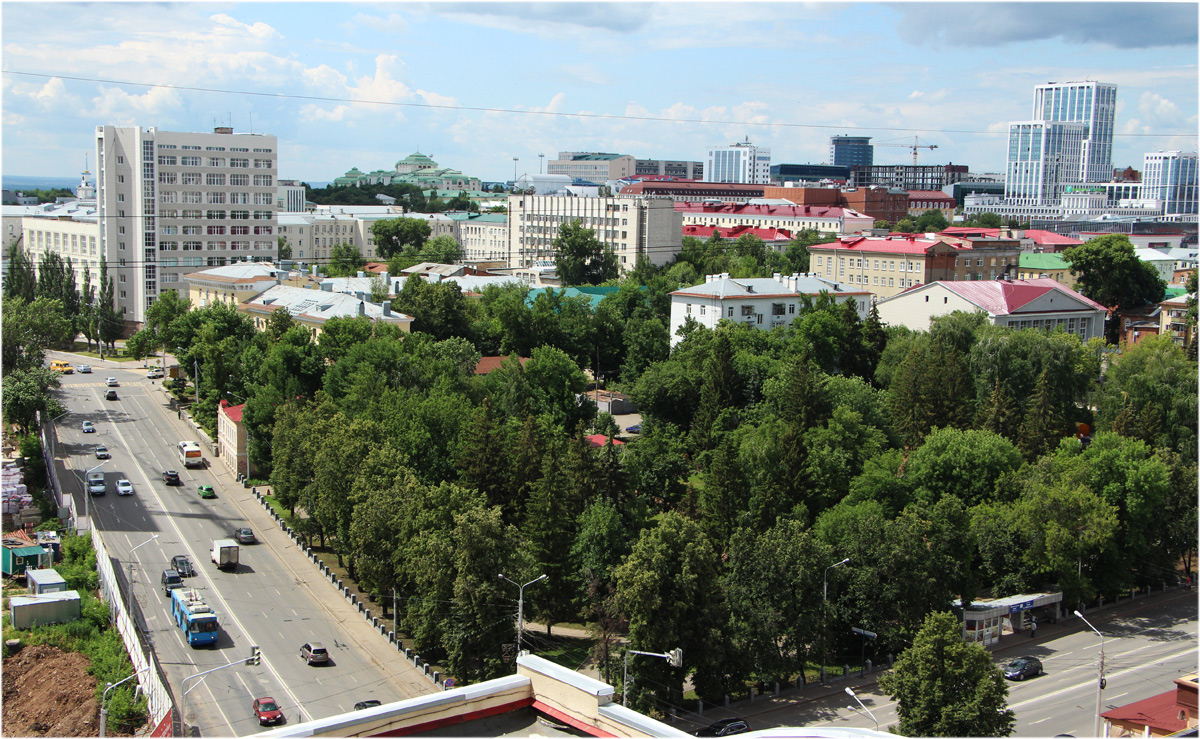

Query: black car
[
  {"left": 695, "top": 719, "right": 751, "bottom": 737},
  {"left": 105, "top": 389, "right": 118, "bottom": 400},
  {"left": 171, "top": 554, "right": 195, "bottom": 577},
  {"left": 1004, "top": 656, "right": 1043, "bottom": 681},
  {"left": 162, "top": 470, "right": 181, "bottom": 485},
  {"left": 353, "top": 700, "right": 382, "bottom": 711}
]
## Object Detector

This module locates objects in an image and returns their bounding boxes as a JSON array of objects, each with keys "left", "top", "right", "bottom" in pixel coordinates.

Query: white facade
[
  {"left": 506, "top": 195, "right": 683, "bottom": 271},
  {"left": 1142, "top": 151, "right": 1198, "bottom": 216},
  {"left": 277, "top": 180, "right": 307, "bottom": 213},
  {"left": 874, "top": 279, "right": 1107, "bottom": 340},
  {"left": 96, "top": 125, "right": 278, "bottom": 327},
  {"left": 668, "top": 273, "right": 871, "bottom": 345},
  {"left": 1005, "top": 121, "right": 1086, "bottom": 204},
  {"left": 706, "top": 140, "right": 771, "bottom": 184},
  {"left": 1032, "top": 81, "right": 1117, "bottom": 186},
  {"left": 18, "top": 199, "right": 101, "bottom": 293}
]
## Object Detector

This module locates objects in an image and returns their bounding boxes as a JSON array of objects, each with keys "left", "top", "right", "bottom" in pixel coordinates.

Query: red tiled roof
[
  {"left": 683, "top": 224, "right": 794, "bottom": 241},
  {"left": 585, "top": 434, "right": 625, "bottom": 448},
  {"left": 473, "top": 356, "right": 528, "bottom": 375},
  {"left": 808, "top": 236, "right": 956, "bottom": 255},
  {"left": 938, "top": 278, "right": 1106, "bottom": 314},
  {"left": 907, "top": 190, "right": 955, "bottom": 201},
  {"left": 219, "top": 400, "right": 245, "bottom": 423},
  {"left": 939, "top": 227, "right": 1082, "bottom": 246},
  {"left": 1101, "top": 689, "right": 1189, "bottom": 734}
]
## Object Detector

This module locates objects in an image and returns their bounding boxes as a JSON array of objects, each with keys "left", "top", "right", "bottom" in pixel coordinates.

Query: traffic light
[
  {"left": 668, "top": 648, "right": 683, "bottom": 668},
  {"left": 246, "top": 646, "right": 261, "bottom": 666}
]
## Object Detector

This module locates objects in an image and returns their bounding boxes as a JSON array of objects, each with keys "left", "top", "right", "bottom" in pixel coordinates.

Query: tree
[
  {"left": 369, "top": 275, "right": 390, "bottom": 304},
  {"left": 879, "top": 611, "right": 1015, "bottom": 737},
  {"left": 1064, "top": 234, "right": 1165, "bottom": 331},
  {"left": 36, "top": 252, "right": 80, "bottom": 345},
  {"left": 2, "top": 365, "right": 63, "bottom": 435},
  {"left": 894, "top": 218, "right": 917, "bottom": 233},
  {"left": 276, "top": 236, "right": 292, "bottom": 261},
  {"left": 143, "top": 287, "right": 192, "bottom": 361},
  {"left": 423, "top": 234, "right": 462, "bottom": 264},
  {"left": 915, "top": 209, "right": 949, "bottom": 233},
  {"left": 887, "top": 338, "right": 973, "bottom": 447},
  {"left": 2, "top": 296, "right": 70, "bottom": 372},
  {"left": 5, "top": 238, "right": 37, "bottom": 301},
  {"left": 97, "top": 256, "right": 123, "bottom": 350},
  {"left": 371, "top": 217, "right": 431, "bottom": 259},
  {"left": 553, "top": 220, "right": 618, "bottom": 286},
  {"left": 1094, "top": 334, "right": 1197, "bottom": 455},
  {"left": 872, "top": 220, "right": 892, "bottom": 230},
  {"left": 327, "top": 242, "right": 365, "bottom": 277},
  {"left": 1017, "top": 368, "right": 1065, "bottom": 461}
]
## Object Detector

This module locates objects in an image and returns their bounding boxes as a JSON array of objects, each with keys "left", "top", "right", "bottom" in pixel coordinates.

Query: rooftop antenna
[{"left": 249, "top": 111, "right": 253, "bottom": 134}]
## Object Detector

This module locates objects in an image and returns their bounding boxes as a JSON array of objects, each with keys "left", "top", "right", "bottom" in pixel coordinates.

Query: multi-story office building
[
  {"left": 1033, "top": 81, "right": 1117, "bottom": 185},
  {"left": 830, "top": 136, "right": 873, "bottom": 168},
  {"left": 506, "top": 195, "right": 682, "bottom": 270},
  {"left": 277, "top": 180, "right": 307, "bottom": 212},
  {"left": 95, "top": 125, "right": 277, "bottom": 328},
  {"left": 547, "top": 152, "right": 636, "bottom": 182},
  {"left": 706, "top": 139, "right": 771, "bottom": 184},
  {"left": 1004, "top": 121, "right": 1087, "bottom": 204},
  {"left": 634, "top": 158, "right": 704, "bottom": 179},
  {"left": 849, "top": 164, "right": 969, "bottom": 191},
  {"left": 1142, "top": 151, "right": 1198, "bottom": 216},
  {"left": 770, "top": 164, "right": 851, "bottom": 184}
]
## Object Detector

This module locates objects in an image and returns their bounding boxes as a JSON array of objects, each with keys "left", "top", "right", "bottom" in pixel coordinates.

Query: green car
[{"left": 197, "top": 484, "right": 216, "bottom": 499}]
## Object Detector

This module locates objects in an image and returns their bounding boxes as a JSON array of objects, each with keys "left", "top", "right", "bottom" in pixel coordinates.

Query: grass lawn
[{"left": 68, "top": 342, "right": 142, "bottom": 362}]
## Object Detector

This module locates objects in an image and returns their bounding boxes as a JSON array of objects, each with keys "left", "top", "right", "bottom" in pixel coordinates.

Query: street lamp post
[
  {"left": 126, "top": 534, "right": 160, "bottom": 619},
  {"left": 99, "top": 667, "right": 149, "bottom": 738},
  {"left": 823, "top": 557, "right": 850, "bottom": 683},
  {"left": 845, "top": 687, "right": 879, "bottom": 730},
  {"left": 47, "top": 409, "right": 70, "bottom": 463},
  {"left": 1074, "top": 609, "right": 1106, "bottom": 737},
  {"left": 498, "top": 573, "right": 547, "bottom": 653},
  {"left": 623, "top": 648, "right": 683, "bottom": 707},
  {"left": 180, "top": 647, "right": 260, "bottom": 736}
]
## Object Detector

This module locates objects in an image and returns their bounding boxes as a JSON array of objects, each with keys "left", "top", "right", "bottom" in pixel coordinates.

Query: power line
[{"left": 3, "top": 69, "right": 1193, "bottom": 139}]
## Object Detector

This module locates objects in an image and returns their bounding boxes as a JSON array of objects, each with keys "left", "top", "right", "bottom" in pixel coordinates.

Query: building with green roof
[
  {"left": 331, "top": 153, "right": 482, "bottom": 191},
  {"left": 1018, "top": 252, "right": 1076, "bottom": 288}
]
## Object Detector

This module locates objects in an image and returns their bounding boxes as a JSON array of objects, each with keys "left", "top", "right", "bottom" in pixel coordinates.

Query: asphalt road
[
  {"left": 49, "top": 358, "right": 435, "bottom": 736},
  {"left": 732, "top": 590, "right": 1198, "bottom": 737}
]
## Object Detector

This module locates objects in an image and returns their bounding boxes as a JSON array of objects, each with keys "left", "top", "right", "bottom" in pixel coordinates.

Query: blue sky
[{"left": 3, "top": 2, "right": 1197, "bottom": 184}]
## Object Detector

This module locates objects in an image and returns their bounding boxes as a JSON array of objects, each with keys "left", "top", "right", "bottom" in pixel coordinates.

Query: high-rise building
[
  {"left": 1032, "top": 81, "right": 1118, "bottom": 185},
  {"left": 706, "top": 139, "right": 771, "bottom": 184},
  {"left": 1005, "top": 81, "right": 1117, "bottom": 206},
  {"left": 95, "top": 125, "right": 278, "bottom": 327},
  {"left": 830, "top": 136, "right": 873, "bottom": 168},
  {"left": 1141, "top": 151, "right": 1198, "bottom": 215},
  {"left": 547, "top": 152, "right": 636, "bottom": 182}
]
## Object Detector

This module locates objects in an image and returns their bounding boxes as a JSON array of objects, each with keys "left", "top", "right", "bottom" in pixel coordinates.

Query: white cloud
[
  {"left": 352, "top": 12, "right": 408, "bottom": 34},
  {"left": 210, "top": 13, "right": 281, "bottom": 40}
]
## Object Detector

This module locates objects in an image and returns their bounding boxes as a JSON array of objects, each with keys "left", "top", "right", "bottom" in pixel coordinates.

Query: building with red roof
[
  {"left": 808, "top": 234, "right": 963, "bottom": 299},
  {"left": 676, "top": 201, "right": 872, "bottom": 235},
  {"left": 584, "top": 434, "right": 625, "bottom": 448},
  {"left": 874, "top": 277, "right": 1107, "bottom": 340},
  {"left": 907, "top": 190, "right": 956, "bottom": 217},
  {"left": 218, "top": 399, "right": 253, "bottom": 479},
  {"left": 619, "top": 180, "right": 764, "bottom": 202},
  {"left": 682, "top": 224, "right": 795, "bottom": 246},
  {"left": 940, "top": 227, "right": 1083, "bottom": 252},
  {"left": 1101, "top": 673, "right": 1198, "bottom": 737}
]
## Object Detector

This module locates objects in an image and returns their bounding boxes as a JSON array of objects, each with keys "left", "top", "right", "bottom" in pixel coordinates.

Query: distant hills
[{"left": 4, "top": 175, "right": 81, "bottom": 192}]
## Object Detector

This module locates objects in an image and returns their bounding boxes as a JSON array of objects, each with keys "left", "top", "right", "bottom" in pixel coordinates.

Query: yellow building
[{"left": 183, "top": 263, "right": 282, "bottom": 309}]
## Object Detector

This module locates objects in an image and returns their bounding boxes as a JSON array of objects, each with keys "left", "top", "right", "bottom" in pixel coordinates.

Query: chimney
[
  {"left": 380, "top": 271, "right": 389, "bottom": 282},
  {"left": 357, "top": 271, "right": 365, "bottom": 278},
  {"left": 320, "top": 282, "right": 332, "bottom": 292},
  {"left": 382, "top": 301, "right": 391, "bottom": 316},
  {"left": 358, "top": 301, "right": 365, "bottom": 316},
  {"left": 355, "top": 291, "right": 366, "bottom": 301}
]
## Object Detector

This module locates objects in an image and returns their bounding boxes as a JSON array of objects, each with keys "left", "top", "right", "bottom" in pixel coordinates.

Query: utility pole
[
  {"left": 180, "top": 647, "right": 260, "bottom": 735},
  {"left": 823, "top": 557, "right": 850, "bottom": 683},
  {"left": 498, "top": 573, "right": 547, "bottom": 653},
  {"left": 1075, "top": 610, "right": 1106, "bottom": 738},
  {"left": 99, "top": 667, "right": 149, "bottom": 738},
  {"left": 623, "top": 648, "right": 683, "bottom": 707}
]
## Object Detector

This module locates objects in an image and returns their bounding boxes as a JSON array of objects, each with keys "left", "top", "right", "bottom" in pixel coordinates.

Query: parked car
[
  {"left": 116, "top": 479, "right": 134, "bottom": 496},
  {"left": 94, "top": 445, "right": 110, "bottom": 459},
  {"left": 105, "top": 377, "right": 119, "bottom": 387},
  {"left": 146, "top": 368, "right": 164, "bottom": 379},
  {"left": 252, "top": 697, "right": 284, "bottom": 726},
  {"left": 353, "top": 700, "right": 382, "bottom": 711},
  {"left": 625, "top": 424, "right": 643, "bottom": 434},
  {"left": 162, "top": 470, "right": 181, "bottom": 485},
  {"left": 76, "top": 364, "right": 92, "bottom": 374},
  {"left": 81, "top": 421, "right": 95, "bottom": 433},
  {"left": 105, "top": 389, "right": 118, "bottom": 400},
  {"left": 300, "top": 641, "right": 330, "bottom": 665},
  {"left": 161, "top": 569, "right": 183, "bottom": 596},
  {"left": 1003, "top": 656, "right": 1043, "bottom": 681},
  {"left": 197, "top": 484, "right": 216, "bottom": 499},
  {"left": 171, "top": 554, "right": 195, "bottom": 577},
  {"left": 695, "top": 719, "right": 751, "bottom": 737},
  {"left": 232, "top": 527, "right": 256, "bottom": 544}
]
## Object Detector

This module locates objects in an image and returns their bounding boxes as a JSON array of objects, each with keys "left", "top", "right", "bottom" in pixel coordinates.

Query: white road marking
[
  {"left": 1008, "top": 645, "right": 1199, "bottom": 710},
  {"left": 1031, "top": 717, "right": 1053, "bottom": 724}
]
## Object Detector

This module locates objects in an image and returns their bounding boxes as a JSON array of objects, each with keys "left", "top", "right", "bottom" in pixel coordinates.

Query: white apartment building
[
  {"left": 1004, "top": 121, "right": 1087, "bottom": 204},
  {"left": 706, "top": 139, "right": 771, "bottom": 184},
  {"left": 95, "top": 125, "right": 277, "bottom": 328},
  {"left": 447, "top": 213, "right": 508, "bottom": 263},
  {"left": 668, "top": 273, "right": 871, "bottom": 346},
  {"left": 506, "top": 195, "right": 683, "bottom": 270},
  {"left": 675, "top": 202, "right": 873, "bottom": 235},
  {"left": 547, "top": 153, "right": 636, "bottom": 182},
  {"left": 1142, "top": 151, "right": 1198, "bottom": 216},
  {"left": 19, "top": 199, "right": 102, "bottom": 289},
  {"left": 277, "top": 180, "right": 307, "bottom": 212}
]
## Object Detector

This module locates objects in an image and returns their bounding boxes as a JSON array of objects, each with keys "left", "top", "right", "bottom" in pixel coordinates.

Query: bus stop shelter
[{"left": 952, "top": 592, "right": 1063, "bottom": 646}]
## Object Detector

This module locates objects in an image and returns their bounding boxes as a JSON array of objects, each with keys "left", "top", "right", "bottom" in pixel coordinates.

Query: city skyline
[{"left": 2, "top": 2, "right": 1197, "bottom": 184}]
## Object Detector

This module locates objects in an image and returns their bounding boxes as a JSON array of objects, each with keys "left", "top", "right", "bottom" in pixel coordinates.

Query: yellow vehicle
[{"left": 49, "top": 360, "right": 73, "bottom": 374}]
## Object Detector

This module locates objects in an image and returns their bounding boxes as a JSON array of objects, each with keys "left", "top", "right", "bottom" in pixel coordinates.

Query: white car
[
  {"left": 116, "top": 479, "right": 134, "bottom": 496},
  {"left": 106, "top": 377, "right": 119, "bottom": 387},
  {"left": 146, "top": 368, "right": 164, "bottom": 379}
]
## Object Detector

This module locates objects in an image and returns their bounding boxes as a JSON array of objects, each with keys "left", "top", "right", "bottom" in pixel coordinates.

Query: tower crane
[{"left": 877, "top": 136, "right": 938, "bottom": 166}]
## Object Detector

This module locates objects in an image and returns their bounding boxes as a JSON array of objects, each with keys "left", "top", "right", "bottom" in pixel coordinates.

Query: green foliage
[
  {"left": 1064, "top": 233, "right": 1165, "bottom": 313},
  {"left": 554, "top": 220, "right": 618, "bottom": 286},
  {"left": 879, "top": 611, "right": 1015, "bottom": 737},
  {"left": 326, "top": 242, "right": 366, "bottom": 277},
  {"left": 905, "top": 427, "right": 1024, "bottom": 507},
  {"left": 1095, "top": 334, "right": 1197, "bottom": 454},
  {"left": 5, "top": 239, "right": 38, "bottom": 301},
  {"left": 370, "top": 217, "right": 432, "bottom": 259},
  {"left": 2, "top": 364, "right": 63, "bottom": 435},
  {"left": 3, "top": 296, "right": 71, "bottom": 371},
  {"left": 914, "top": 209, "right": 949, "bottom": 233}
]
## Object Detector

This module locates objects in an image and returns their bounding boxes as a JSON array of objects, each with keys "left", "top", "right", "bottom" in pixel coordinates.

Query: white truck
[
  {"left": 86, "top": 471, "right": 106, "bottom": 496},
  {"left": 210, "top": 539, "right": 240, "bottom": 570}
]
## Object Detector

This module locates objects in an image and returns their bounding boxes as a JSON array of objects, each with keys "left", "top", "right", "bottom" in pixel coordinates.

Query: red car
[{"left": 253, "top": 697, "right": 284, "bottom": 725}]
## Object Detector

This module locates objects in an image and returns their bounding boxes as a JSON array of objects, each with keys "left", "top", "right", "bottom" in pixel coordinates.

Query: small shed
[
  {"left": 10, "top": 590, "right": 81, "bottom": 629},
  {"left": 27, "top": 568, "right": 68, "bottom": 595},
  {"left": 952, "top": 591, "right": 1063, "bottom": 646},
  {"left": 35, "top": 531, "right": 61, "bottom": 563},
  {"left": 584, "top": 389, "right": 637, "bottom": 415},
  {"left": 2, "top": 537, "right": 50, "bottom": 577}
]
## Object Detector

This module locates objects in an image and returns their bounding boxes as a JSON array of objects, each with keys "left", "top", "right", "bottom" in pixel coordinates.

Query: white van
[{"left": 87, "top": 471, "right": 106, "bottom": 495}]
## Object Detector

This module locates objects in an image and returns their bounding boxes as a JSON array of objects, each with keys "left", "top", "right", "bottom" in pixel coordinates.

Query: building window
[
  {"left": 230, "top": 174, "right": 250, "bottom": 186},
  {"left": 230, "top": 158, "right": 249, "bottom": 168},
  {"left": 182, "top": 172, "right": 201, "bottom": 185},
  {"left": 700, "top": 305, "right": 706, "bottom": 316},
  {"left": 208, "top": 158, "right": 225, "bottom": 167},
  {"left": 206, "top": 174, "right": 226, "bottom": 186},
  {"left": 158, "top": 155, "right": 177, "bottom": 166},
  {"left": 181, "top": 156, "right": 201, "bottom": 166}
]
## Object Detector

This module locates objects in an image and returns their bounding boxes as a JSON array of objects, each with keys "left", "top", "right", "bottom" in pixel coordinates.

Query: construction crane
[{"left": 877, "top": 136, "right": 938, "bottom": 166}]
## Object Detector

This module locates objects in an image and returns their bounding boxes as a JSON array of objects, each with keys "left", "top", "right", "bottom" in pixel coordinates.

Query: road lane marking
[
  {"left": 1008, "top": 645, "right": 1199, "bottom": 710},
  {"left": 1031, "top": 717, "right": 1052, "bottom": 724}
]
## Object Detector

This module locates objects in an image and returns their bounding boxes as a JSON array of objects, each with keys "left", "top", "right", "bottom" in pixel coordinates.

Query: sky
[{"left": 2, "top": 2, "right": 1197, "bottom": 185}]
